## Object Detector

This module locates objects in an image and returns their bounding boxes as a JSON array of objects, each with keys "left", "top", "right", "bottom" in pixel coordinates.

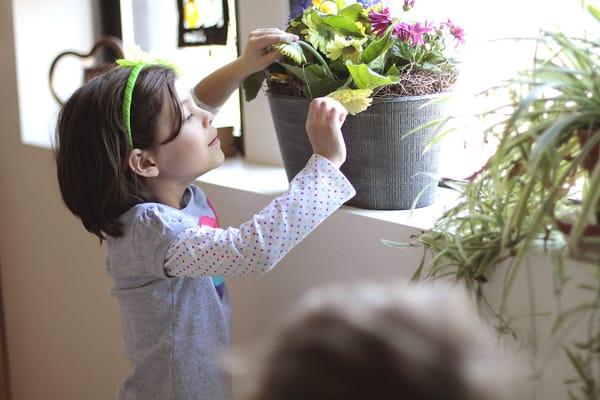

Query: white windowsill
[{"left": 196, "top": 156, "right": 460, "bottom": 231}]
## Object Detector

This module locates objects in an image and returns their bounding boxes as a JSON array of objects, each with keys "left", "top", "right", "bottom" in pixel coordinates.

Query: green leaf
[
  {"left": 402, "top": 116, "right": 451, "bottom": 139},
  {"left": 279, "top": 63, "right": 340, "bottom": 98},
  {"left": 242, "top": 71, "right": 266, "bottom": 101},
  {"left": 381, "top": 239, "right": 415, "bottom": 248},
  {"left": 338, "top": 3, "right": 363, "bottom": 20},
  {"left": 279, "top": 63, "right": 317, "bottom": 84},
  {"left": 362, "top": 27, "right": 393, "bottom": 64},
  {"left": 588, "top": 3, "right": 600, "bottom": 23},
  {"left": 505, "top": 82, "right": 559, "bottom": 133},
  {"left": 551, "top": 304, "right": 593, "bottom": 335},
  {"left": 322, "top": 14, "right": 365, "bottom": 37},
  {"left": 529, "top": 113, "right": 585, "bottom": 170},
  {"left": 385, "top": 64, "right": 399, "bottom": 78},
  {"left": 273, "top": 42, "right": 306, "bottom": 65},
  {"left": 564, "top": 347, "right": 593, "bottom": 384},
  {"left": 346, "top": 63, "right": 398, "bottom": 90},
  {"left": 368, "top": 52, "right": 388, "bottom": 73}
]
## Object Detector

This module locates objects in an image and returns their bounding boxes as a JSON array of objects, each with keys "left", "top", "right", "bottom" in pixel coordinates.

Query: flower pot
[
  {"left": 267, "top": 93, "right": 445, "bottom": 209},
  {"left": 578, "top": 128, "right": 600, "bottom": 175},
  {"left": 577, "top": 128, "right": 600, "bottom": 221},
  {"left": 555, "top": 218, "right": 600, "bottom": 263}
]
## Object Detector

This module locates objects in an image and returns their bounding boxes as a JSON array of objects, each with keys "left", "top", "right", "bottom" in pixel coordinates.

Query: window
[
  {"left": 392, "top": 0, "right": 597, "bottom": 179},
  {"left": 12, "top": 0, "right": 96, "bottom": 148},
  {"left": 119, "top": 0, "right": 241, "bottom": 140}
]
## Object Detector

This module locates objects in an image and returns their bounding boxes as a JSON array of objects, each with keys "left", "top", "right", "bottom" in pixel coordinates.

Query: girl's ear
[{"left": 128, "top": 149, "right": 159, "bottom": 177}]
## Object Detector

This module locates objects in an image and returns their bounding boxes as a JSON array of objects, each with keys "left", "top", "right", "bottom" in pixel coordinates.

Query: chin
[{"left": 216, "top": 150, "right": 225, "bottom": 165}]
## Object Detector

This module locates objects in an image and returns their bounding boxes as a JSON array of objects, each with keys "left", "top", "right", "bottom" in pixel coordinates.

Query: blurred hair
[
  {"left": 236, "top": 281, "right": 514, "bottom": 400},
  {"left": 54, "top": 65, "right": 183, "bottom": 241}
]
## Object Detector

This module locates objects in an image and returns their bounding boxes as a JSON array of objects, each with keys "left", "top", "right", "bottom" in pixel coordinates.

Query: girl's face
[{"left": 152, "top": 79, "right": 225, "bottom": 184}]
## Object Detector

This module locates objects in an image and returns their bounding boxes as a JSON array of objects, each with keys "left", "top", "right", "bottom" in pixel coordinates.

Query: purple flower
[
  {"left": 368, "top": 7, "right": 393, "bottom": 37},
  {"left": 393, "top": 22, "right": 412, "bottom": 42},
  {"left": 443, "top": 19, "right": 465, "bottom": 45},
  {"left": 289, "top": 0, "right": 312, "bottom": 20},
  {"left": 393, "top": 21, "right": 433, "bottom": 46},
  {"left": 409, "top": 21, "right": 433, "bottom": 45},
  {"left": 403, "top": 0, "right": 415, "bottom": 12}
]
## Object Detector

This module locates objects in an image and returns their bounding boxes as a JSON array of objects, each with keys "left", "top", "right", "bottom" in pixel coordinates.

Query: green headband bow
[{"left": 116, "top": 57, "right": 180, "bottom": 149}]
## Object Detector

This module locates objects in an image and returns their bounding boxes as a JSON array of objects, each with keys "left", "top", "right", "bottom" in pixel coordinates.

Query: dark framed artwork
[
  {"left": 99, "top": 0, "right": 122, "bottom": 39},
  {"left": 178, "top": 0, "right": 229, "bottom": 47}
]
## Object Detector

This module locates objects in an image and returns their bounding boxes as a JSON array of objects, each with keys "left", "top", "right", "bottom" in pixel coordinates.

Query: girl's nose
[{"left": 199, "top": 109, "right": 214, "bottom": 128}]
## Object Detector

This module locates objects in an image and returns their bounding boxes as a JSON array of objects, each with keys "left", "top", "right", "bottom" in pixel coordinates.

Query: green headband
[{"left": 116, "top": 57, "right": 180, "bottom": 149}]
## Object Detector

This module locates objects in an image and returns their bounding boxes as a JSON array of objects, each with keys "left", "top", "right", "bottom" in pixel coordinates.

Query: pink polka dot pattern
[{"left": 165, "top": 155, "right": 356, "bottom": 277}]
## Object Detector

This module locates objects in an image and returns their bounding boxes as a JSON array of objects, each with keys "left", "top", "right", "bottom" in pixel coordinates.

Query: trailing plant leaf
[
  {"left": 409, "top": 19, "right": 600, "bottom": 400},
  {"left": 587, "top": 3, "right": 600, "bottom": 23}
]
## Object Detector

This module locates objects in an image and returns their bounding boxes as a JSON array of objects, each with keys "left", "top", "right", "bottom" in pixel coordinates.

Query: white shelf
[{"left": 197, "top": 156, "right": 461, "bottom": 231}]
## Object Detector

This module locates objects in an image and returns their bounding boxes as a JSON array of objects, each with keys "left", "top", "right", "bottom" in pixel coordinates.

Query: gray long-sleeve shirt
[{"left": 106, "top": 155, "right": 355, "bottom": 399}]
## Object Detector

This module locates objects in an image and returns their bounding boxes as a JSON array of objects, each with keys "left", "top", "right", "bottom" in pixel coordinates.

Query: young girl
[{"left": 54, "top": 28, "right": 355, "bottom": 399}]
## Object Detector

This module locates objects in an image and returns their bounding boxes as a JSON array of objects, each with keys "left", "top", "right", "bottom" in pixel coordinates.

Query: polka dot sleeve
[{"left": 164, "top": 154, "right": 356, "bottom": 277}]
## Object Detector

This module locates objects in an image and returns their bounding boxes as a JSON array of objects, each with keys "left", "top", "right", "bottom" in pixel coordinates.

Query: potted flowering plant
[{"left": 244, "top": 0, "right": 464, "bottom": 209}]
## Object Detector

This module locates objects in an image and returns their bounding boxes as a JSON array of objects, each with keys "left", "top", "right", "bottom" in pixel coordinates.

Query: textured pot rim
[{"left": 266, "top": 91, "right": 449, "bottom": 104}]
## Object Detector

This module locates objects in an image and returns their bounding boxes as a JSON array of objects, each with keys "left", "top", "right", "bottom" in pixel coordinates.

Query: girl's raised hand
[
  {"left": 239, "top": 28, "right": 299, "bottom": 75},
  {"left": 305, "top": 97, "right": 348, "bottom": 169}
]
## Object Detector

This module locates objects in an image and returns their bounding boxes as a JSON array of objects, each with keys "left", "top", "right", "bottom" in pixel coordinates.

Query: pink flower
[
  {"left": 403, "top": 0, "right": 415, "bottom": 12},
  {"left": 409, "top": 21, "right": 433, "bottom": 46},
  {"left": 393, "top": 21, "right": 433, "bottom": 47},
  {"left": 393, "top": 22, "right": 412, "bottom": 43},
  {"left": 443, "top": 19, "right": 465, "bottom": 46},
  {"left": 368, "top": 7, "right": 393, "bottom": 37}
]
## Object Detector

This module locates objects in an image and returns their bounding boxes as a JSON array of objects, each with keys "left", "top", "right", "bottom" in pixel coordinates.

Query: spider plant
[{"left": 407, "top": 9, "right": 600, "bottom": 400}]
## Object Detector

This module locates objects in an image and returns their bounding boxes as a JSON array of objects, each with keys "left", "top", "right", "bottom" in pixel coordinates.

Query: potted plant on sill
[
  {"left": 243, "top": 0, "right": 464, "bottom": 210},
  {"left": 399, "top": 6, "right": 600, "bottom": 398}
]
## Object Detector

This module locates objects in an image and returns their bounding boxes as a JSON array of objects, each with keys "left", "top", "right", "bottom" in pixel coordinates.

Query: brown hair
[
  {"left": 242, "top": 282, "right": 512, "bottom": 400},
  {"left": 54, "top": 65, "right": 183, "bottom": 241}
]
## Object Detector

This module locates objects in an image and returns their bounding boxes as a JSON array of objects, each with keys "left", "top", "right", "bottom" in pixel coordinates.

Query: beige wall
[{"left": 0, "top": 1, "right": 129, "bottom": 399}]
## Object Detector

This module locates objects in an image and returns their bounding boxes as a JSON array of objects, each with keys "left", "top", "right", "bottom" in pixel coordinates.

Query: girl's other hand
[
  {"left": 238, "top": 28, "right": 299, "bottom": 75},
  {"left": 305, "top": 97, "right": 348, "bottom": 169}
]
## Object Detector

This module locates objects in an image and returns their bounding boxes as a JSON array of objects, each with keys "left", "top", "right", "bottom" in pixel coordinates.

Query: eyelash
[{"left": 185, "top": 113, "right": 194, "bottom": 122}]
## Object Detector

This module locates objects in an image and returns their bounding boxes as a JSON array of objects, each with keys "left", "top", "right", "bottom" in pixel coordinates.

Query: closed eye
[{"left": 185, "top": 113, "right": 194, "bottom": 122}]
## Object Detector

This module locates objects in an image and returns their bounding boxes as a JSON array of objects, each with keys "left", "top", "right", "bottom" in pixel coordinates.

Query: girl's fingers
[
  {"left": 251, "top": 33, "right": 299, "bottom": 48},
  {"left": 262, "top": 50, "right": 282, "bottom": 64},
  {"left": 249, "top": 28, "right": 287, "bottom": 37}
]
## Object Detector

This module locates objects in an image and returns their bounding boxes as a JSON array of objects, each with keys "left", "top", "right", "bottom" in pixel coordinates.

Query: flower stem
[{"left": 297, "top": 40, "right": 337, "bottom": 80}]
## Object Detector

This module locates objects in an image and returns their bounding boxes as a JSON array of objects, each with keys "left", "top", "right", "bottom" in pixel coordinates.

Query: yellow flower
[
  {"left": 319, "top": 0, "right": 338, "bottom": 14},
  {"left": 325, "top": 35, "right": 365, "bottom": 64},
  {"left": 269, "top": 72, "right": 289, "bottom": 82},
  {"left": 327, "top": 88, "right": 373, "bottom": 115},
  {"left": 312, "top": 0, "right": 321, "bottom": 6},
  {"left": 355, "top": 22, "right": 366, "bottom": 36},
  {"left": 302, "top": 12, "right": 332, "bottom": 53},
  {"left": 368, "top": 2, "right": 385, "bottom": 12}
]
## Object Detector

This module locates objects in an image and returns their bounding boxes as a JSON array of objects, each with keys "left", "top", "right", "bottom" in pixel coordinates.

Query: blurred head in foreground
[{"left": 237, "top": 281, "right": 515, "bottom": 400}]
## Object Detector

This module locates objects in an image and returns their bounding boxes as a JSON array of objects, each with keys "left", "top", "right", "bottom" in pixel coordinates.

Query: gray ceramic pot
[{"left": 267, "top": 92, "right": 445, "bottom": 210}]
